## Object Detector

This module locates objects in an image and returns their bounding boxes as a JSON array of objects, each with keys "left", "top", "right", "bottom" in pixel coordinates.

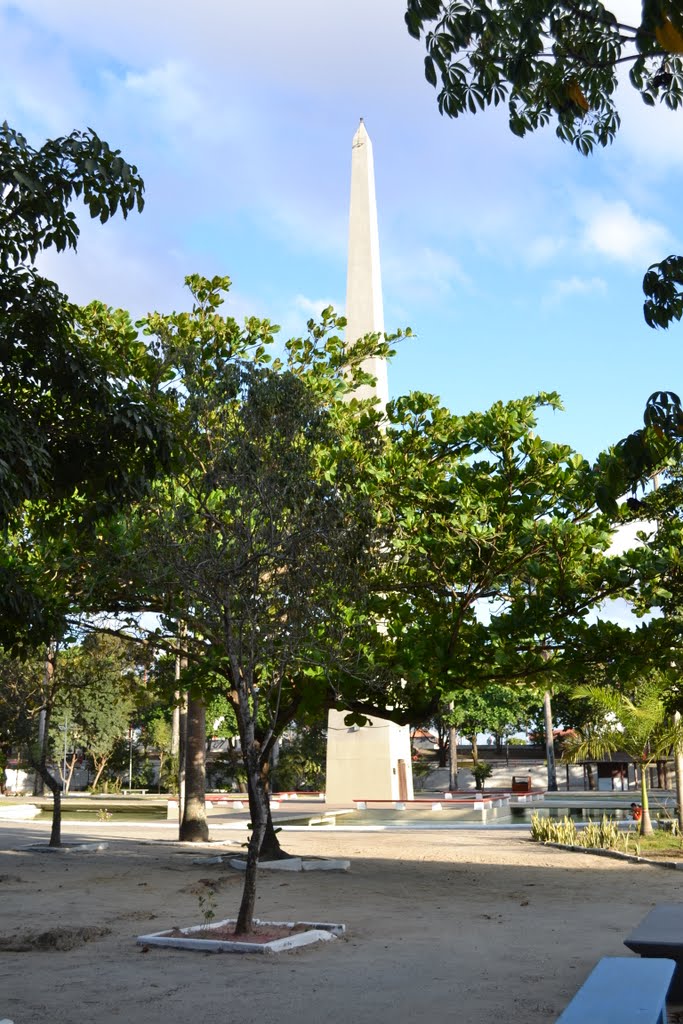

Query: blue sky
[{"left": 3, "top": 0, "right": 682, "bottom": 462}]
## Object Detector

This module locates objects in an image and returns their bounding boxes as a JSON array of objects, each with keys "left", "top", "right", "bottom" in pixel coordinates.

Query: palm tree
[{"left": 563, "top": 680, "right": 683, "bottom": 835}]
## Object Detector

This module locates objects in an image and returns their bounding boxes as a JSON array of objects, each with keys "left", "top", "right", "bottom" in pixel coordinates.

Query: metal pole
[
  {"left": 62, "top": 716, "right": 68, "bottom": 795},
  {"left": 543, "top": 690, "right": 558, "bottom": 791},
  {"left": 675, "top": 711, "right": 683, "bottom": 833},
  {"left": 128, "top": 729, "right": 133, "bottom": 792},
  {"left": 448, "top": 701, "right": 458, "bottom": 791},
  {"left": 34, "top": 642, "right": 55, "bottom": 796},
  {"left": 176, "top": 623, "right": 188, "bottom": 830}
]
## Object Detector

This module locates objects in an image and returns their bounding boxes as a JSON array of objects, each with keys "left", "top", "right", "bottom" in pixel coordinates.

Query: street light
[{"left": 61, "top": 715, "right": 68, "bottom": 795}]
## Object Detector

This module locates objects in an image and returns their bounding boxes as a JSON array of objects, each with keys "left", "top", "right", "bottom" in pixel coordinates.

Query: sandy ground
[{"left": 1, "top": 815, "right": 683, "bottom": 1024}]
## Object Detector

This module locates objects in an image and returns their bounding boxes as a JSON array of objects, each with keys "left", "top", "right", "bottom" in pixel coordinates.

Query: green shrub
[
  {"left": 471, "top": 762, "right": 493, "bottom": 789},
  {"left": 581, "top": 815, "right": 620, "bottom": 849},
  {"left": 159, "top": 754, "right": 179, "bottom": 794},
  {"left": 531, "top": 812, "right": 632, "bottom": 852},
  {"left": 530, "top": 812, "right": 577, "bottom": 845}
]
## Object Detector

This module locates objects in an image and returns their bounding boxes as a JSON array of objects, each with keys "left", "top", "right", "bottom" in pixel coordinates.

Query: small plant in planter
[
  {"left": 197, "top": 887, "right": 218, "bottom": 931},
  {"left": 471, "top": 762, "right": 493, "bottom": 790}
]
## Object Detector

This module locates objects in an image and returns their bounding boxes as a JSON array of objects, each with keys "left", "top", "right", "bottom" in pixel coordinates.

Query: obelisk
[
  {"left": 344, "top": 118, "right": 389, "bottom": 407},
  {"left": 325, "top": 121, "right": 413, "bottom": 806}
]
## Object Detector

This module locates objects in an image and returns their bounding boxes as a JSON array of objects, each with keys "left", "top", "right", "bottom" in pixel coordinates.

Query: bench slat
[
  {"left": 626, "top": 904, "right": 683, "bottom": 949},
  {"left": 556, "top": 956, "right": 675, "bottom": 1024}
]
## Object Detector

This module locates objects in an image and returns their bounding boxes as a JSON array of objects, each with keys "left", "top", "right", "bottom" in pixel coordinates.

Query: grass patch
[
  {"left": 531, "top": 812, "right": 683, "bottom": 858},
  {"left": 634, "top": 831, "right": 683, "bottom": 857}
]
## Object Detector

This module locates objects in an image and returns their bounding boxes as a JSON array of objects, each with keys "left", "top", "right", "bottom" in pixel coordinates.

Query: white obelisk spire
[
  {"left": 345, "top": 119, "right": 389, "bottom": 408},
  {"left": 325, "top": 124, "right": 414, "bottom": 806}
]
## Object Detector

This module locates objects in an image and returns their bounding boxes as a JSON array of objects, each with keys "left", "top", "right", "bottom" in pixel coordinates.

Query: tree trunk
[
  {"left": 470, "top": 735, "right": 478, "bottom": 764},
  {"left": 436, "top": 721, "right": 448, "bottom": 768},
  {"left": 180, "top": 694, "right": 209, "bottom": 842},
  {"left": 241, "top": 758, "right": 291, "bottom": 860},
  {"left": 31, "top": 758, "right": 62, "bottom": 846},
  {"left": 543, "top": 690, "right": 558, "bottom": 791},
  {"left": 42, "top": 769, "right": 62, "bottom": 848},
  {"left": 657, "top": 759, "right": 668, "bottom": 789},
  {"left": 640, "top": 763, "right": 654, "bottom": 836},
  {"left": 62, "top": 752, "right": 78, "bottom": 794},
  {"left": 157, "top": 751, "right": 165, "bottom": 794},
  {"left": 235, "top": 743, "right": 268, "bottom": 935},
  {"left": 90, "top": 757, "right": 108, "bottom": 790},
  {"left": 28, "top": 688, "right": 63, "bottom": 846}
]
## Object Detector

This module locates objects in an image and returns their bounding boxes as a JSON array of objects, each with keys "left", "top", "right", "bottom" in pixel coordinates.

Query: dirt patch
[
  {"left": 179, "top": 874, "right": 236, "bottom": 895},
  {"left": 0, "top": 925, "right": 111, "bottom": 951},
  {"left": 162, "top": 922, "right": 311, "bottom": 944},
  {"left": 112, "top": 910, "right": 158, "bottom": 923}
]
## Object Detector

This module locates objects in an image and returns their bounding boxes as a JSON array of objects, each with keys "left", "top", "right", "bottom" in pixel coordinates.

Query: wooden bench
[
  {"left": 625, "top": 904, "right": 683, "bottom": 1003},
  {"left": 556, "top": 956, "right": 675, "bottom": 1023}
]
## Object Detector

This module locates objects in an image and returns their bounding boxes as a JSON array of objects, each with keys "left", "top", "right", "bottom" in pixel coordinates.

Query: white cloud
[
  {"left": 607, "top": 518, "right": 656, "bottom": 556},
  {"left": 525, "top": 235, "right": 567, "bottom": 267},
  {"left": 6, "top": 0, "right": 423, "bottom": 102},
  {"left": 105, "top": 60, "right": 248, "bottom": 147},
  {"left": 595, "top": 597, "right": 659, "bottom": 629},
  {"left": 578, "top": 197, "right": 673, "bottom": 266},
  {"left": 383, "top": 245, "right": 473, "bottom": 304},
  {"left": 275, "top": 294, "right": 345, "bottom": 340},
  {"left": 293, "top": 295, "right": 343, "bottom": 318},
  {"left": 543, "top": 275, "right": 607, "bottom": 306},
  {"left": 35, "top": 218, "right": 189, "bottom": 317}
]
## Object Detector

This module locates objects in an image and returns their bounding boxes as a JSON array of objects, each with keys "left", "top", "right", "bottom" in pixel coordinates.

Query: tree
[
  {"left": 449, "top": 684, "right": 540, "bottom": 758},
  {"left": 142, "top": 714, "right": 174, "bottom": 793},
  {"left": 0, "top": 633, "right": 146, "bottom": 841},
  {"left": 70, "top": 277, "right": 398, "bottom": 934},
  {"left": 375, "top": 391, "right": 638, "bottom": 715},
  {"left": 60, "top": 279, "right": 646, "bottom": 929},
  {"left": 275, "top": 719, "right": 327, "bottom": 793},
  {"left": 54, "top": 635, "right": 138, "bottom": 790},
  {"left": 563, "top": 675, "right": 683, "bottom": 833},
  {"left": 0, "top": 124, "right": 172, "bottom": 645},
  {"left": 180, "top": 692, "right": 209, "bottom": 841},
  {"left": 138, "top": 367, "right": 381, "bottom": 932},
  {"left": 0, "top": 642, "right": 64, "bottom": 844},
  {"left": 405, "top": 1, "right": 683, "bottom": 329}
]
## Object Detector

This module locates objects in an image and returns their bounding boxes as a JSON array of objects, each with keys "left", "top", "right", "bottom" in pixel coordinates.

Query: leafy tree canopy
[
  {"left": 0, "top": 125, "right": 174, "bottom": 644},
  {"left": 374, "top": 389, "right": 641, "bottom": 707},
  {"left": 563, "top": 672, "right": 683, "bottom": 832},
  {"left": 448, "top": 683, "right": 540, "bottom": 740},
  {"left": 51, "top": 634, "right": 139, "bottom": 788},
  {"left": 405, "top": 0, "right": 683, "bottom": 329}
]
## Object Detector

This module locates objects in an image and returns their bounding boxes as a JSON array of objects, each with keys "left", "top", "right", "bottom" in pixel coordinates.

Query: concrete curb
[
  {"left": 23, "top": 842, "right": 108, "bottom": 854},
  {"left": 228, "top": 857, "right": 350, "bottom": 872},
  {"left": 137, "top": 918, "right": 345, "bottom": 954},
  {"left": 541, "top": 842, "right": 683, "bottom": 870}
]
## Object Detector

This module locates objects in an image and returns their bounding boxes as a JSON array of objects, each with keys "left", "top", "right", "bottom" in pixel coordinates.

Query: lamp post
[
  {"left": 128, "top": 727, "right": 133, "bottom": 793},
  {"left": 448, "top": 701, "right": 458, "bottom": 792},
  {"left": 62, "top": 715, "right": 68, "bottom": 795}
]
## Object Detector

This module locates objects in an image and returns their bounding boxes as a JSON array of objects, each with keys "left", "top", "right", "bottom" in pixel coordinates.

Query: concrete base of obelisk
[{"left": 325, "top": 709, "right": 414, "bottom": 804}]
